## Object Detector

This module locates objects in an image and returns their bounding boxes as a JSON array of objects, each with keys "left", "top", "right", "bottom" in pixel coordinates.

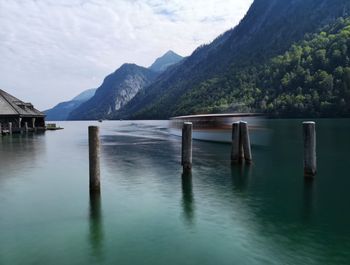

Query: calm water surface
[{"left": 0, "top": 119, "right": 349, "bottom": 265}]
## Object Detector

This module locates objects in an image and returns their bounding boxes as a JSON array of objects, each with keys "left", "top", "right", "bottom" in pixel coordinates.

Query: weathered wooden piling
[
  {"left": 89, "top": 126, "right": 101, "bottom": 193},
  {"left": 32, "top": 118, "right": 36, "bottom": 129},
  {"left": 231, "top": 121, "right": 252, "bottom": 165},
  {"left": 0, "top": 123, "right": 2, "bottom": 136},
  {"left": 24, "top": 122, "right": 28, "bottom": 133},
  {"left": 240, "top": 121, "right": 252, "bottom": 164},
  {"left": 231, "top": 122, "right": 243, "bottom": 164},
  {"left": 303, "top": 121, "right": 316, "bottom": 178},
  {"left": 182, "top": 122, "right": 193, "bottom": 172},
  {"left": 8, "top": 122, "right": 12, "bottom": 135}
]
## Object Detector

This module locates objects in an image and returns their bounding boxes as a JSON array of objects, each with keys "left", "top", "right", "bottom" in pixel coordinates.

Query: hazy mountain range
[
  {"left": 45, "top": 51, "right": 183, "bottom": 120},
  {"left": 47, "top": 0, "right": 350, "bottom": 120},
  {"left": 44, "top": 88, "right": 96, "bottom": 121}
]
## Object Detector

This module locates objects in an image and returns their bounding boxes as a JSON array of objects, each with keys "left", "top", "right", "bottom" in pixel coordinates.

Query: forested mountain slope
[
  {"left": 181, "top": 18, "right": 350, "bottom": 117},
  {"left": 116, "top": 0, "right": 350, "bottom": 119}
]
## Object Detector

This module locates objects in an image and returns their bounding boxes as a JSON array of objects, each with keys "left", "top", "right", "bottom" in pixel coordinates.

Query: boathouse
[{"left": 0, "top": 89, "right": 45, "bottom": 133}]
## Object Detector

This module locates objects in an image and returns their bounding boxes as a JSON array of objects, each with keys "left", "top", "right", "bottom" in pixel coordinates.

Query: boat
[
  {"left": 45, "top": 123, "right": 64, "bottom": 130},
  {"left": 169, "top": 113, "right": 270, "bottom": 146}
]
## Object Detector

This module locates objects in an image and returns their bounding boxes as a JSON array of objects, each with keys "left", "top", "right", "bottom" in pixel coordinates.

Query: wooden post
[
  {"left": 89, "top": 126, "right": 100, "bottom": 193},
  {"left": 182, "top": 122, "right": 193, "bottom": 172},
  {"left": 24, "top": 122, "right": 28, "bottom": 133},
  {"left": 231, "top": 122, "right": 243, "bottom": 164},
  {"left": 0, "top": 123, "right": 2, "bottom": 136},
  {"left": 303, "top": 122, "right": 316, "bottom": 178},
  {"left": 8, "top": 122, "right": 12, "bottom": 135},
  {"left": 32, "top": 118, "right": 36, "bottom": 131},
  {"left": 240, "top": 121, "right": 252, "bottom": 164}
]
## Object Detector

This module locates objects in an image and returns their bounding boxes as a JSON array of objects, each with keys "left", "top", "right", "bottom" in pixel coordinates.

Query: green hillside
[
  {"left": 177, "top": 17, "right": 350, "bottom": 118},
  {"left": 116, "top": 0, "right": 350, "bottom": 119}
]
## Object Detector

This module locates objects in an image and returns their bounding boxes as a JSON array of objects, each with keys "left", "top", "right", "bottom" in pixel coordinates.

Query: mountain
[
  {"left": 67, "top": 64, "right": 158, "bottom": 120},
  {"left": 115, "top": 0, "right": 350, "bottom": 119},
  {"left": 240, "top": 17, "right": 350, "bottom": 117},
  {"left": 67, "top": 50, "right": 183, "bottom": 120},
  {"left": 71, "top": 89, "right": 96, "bottom": 102},
  {"left": 44, "top": 88, "right": 96, "bottom": 121},
  {"left": 149, "top": 50, "right": 183, "bottom": 72}
]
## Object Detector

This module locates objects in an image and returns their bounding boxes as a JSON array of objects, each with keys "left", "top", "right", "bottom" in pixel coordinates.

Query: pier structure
[{"left": 0, "top": 89, "right": 45, "bottom": 135}]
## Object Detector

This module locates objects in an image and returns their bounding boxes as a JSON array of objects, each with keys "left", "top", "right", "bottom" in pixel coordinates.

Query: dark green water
[{"left": 0, "top": 119, "right": 349, "bottom": 265}]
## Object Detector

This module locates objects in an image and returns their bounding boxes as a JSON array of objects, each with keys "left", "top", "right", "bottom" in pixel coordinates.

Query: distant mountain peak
[
  {"left": 44, "top": 88, "right": 96, "bottom": 121},
  {"left": 149, "top": 50, "right": 183, "bottom": 72},
  {"left": 164, "top": 50, "right": 178, "bottom": 56},
  {"left": 67, "top": 63, "right": 158, "bottom": 120},
  {"left": 72, "top": 88, "right": 96, "bottom": 102},
  {"left": 120, "top": 63, "right": 137, "bottom": 68}
]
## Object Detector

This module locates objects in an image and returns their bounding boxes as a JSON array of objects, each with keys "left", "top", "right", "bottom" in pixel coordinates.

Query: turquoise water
[{"left": 0, "top": 120, "right": 349, "bottom": 265}]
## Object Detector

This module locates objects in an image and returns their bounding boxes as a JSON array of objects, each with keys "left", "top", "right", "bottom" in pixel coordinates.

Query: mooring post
[
  {"left": 32, "top": 118, "right": 36, "bottom": 132},
  {"left": 8, "top": 122, "right": 12, "bottom": 135},
  {"left": 240, "top": 121, "right": 252, "bottom": 164},
  {"left": 89, "top": 126, "right": 101, "bottom": 193},
  {"left": 303, "top": 121, "right": 316, "bottom": 178},
  {"left": 231, "top": 122, "right": 243, "bottom": 164},
  {"left": 182, "top": 122, "right": 193, "bottom": 172},
  {"left": 24, "top": 122, "right": 28, "bottom": 133}
]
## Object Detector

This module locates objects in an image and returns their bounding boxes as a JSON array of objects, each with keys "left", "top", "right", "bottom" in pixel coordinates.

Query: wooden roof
[{"left": 0, "top": 89, "right": 45, "bottom": 117}]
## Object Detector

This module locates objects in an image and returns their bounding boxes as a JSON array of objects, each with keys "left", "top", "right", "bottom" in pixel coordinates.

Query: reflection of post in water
[
  {"left": 302, "top": 179, "right": 315, "bottom": 222},
  {"left": 231, "top": 165, "right": 252, "bottom": 192},
  {"left": 89, "top": 192, "right": 103, "bottom": 258},
  {"left": 181, "top": 171, "right": 195, "bottom": 225}
]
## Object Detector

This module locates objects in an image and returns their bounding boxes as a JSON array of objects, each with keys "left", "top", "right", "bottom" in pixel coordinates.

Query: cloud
[{"left": 0, "top": 0, "right": 253, "bottom": 109}]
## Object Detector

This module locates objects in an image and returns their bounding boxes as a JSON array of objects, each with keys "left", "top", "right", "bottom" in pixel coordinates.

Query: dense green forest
[
  {"left": 174, "top": 17, "right": 350, "bottom": 118},
  {"left": 117, "top": 0, "right": 350, "bottom": 120}
]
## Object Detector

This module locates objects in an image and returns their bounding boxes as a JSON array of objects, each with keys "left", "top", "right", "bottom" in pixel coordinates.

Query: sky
[{"left": 0, "top": 0, "right": 253, "bottom": 110}]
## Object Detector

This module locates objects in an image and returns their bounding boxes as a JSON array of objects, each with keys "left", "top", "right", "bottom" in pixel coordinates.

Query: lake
[{"left": 0, "top": 119, "right": 349, "bottom": 265}]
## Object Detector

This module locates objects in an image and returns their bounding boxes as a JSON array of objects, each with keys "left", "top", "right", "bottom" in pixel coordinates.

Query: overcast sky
[{"left": 0, "top": 0, "right": 253, "bottom": 110}]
